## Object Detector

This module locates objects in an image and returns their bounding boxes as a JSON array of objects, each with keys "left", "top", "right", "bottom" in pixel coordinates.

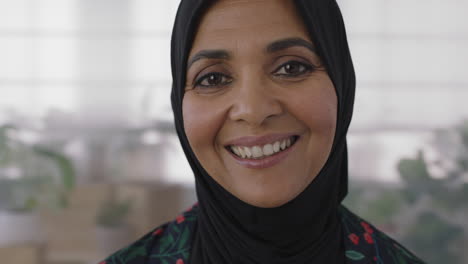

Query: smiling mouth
[{"left": 226, "top": 135, "right": 299, "bottom": 159}]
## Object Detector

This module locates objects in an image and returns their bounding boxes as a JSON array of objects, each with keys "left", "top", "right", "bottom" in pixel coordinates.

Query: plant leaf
[{"left": 345, "top": 250, "right": 365, "bottom": 261}]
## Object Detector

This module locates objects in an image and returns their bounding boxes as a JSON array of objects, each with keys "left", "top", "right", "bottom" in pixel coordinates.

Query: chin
[
  {"left": 253, "top": 200, "right": 289, "bottom": 208},
  {"left": 236, "top": 187, "right": 297, "bottom": 208}
]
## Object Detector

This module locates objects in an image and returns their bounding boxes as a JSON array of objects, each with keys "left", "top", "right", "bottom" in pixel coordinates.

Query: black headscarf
[{"left": 170, "top": 0, "right": 355, "bottom": 263}]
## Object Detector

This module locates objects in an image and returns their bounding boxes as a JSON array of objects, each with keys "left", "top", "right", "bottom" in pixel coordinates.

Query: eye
[
  {"left": 195, "top": 72, "right": 232, "bottom": 88},
  {"left": 273, "top": 61, "right": 314, "bottom": 77}
]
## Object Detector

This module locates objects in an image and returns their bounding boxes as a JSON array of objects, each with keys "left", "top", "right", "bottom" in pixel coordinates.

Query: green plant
[
  {"left": 96, "top": 198, "right": 133, "bottom": 228},
  {"left": 0, "top": 124, "right": 76, "bottom": 211},
  {"left": 402, "top": 211, "right": 463, "bottom": 264},
  {"left": 396, "top": 121, "right": 468, "bottom": 264},
  {"left": 344, "top": 120, "right": 468, "bottom": 264}
]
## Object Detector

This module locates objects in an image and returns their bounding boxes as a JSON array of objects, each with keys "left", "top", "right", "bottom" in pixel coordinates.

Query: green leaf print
[
  {"left": 123, "top": 246, "right": 147, "bottom": 263},
  {"left": 177, "top": 227, "right": 190, "bottom": 250},
  {"left": 158, "top": 233, "right": 175, "bottom": 253},
  {"left": 346, "top": 250, "right": 365, "bottom": 261}
]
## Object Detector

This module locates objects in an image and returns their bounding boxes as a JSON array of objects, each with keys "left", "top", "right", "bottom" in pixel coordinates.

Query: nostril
[{"left": 227, "top": 88, "right": 283, "bottom": 125}]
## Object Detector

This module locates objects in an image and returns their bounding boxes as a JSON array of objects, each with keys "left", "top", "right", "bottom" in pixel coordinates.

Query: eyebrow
[
  {"left": 187, "top": 50, "right": 230, "bottom": 68},
  {"left": 266, "top": 37, "right": 316, "bottom": 54},
  {"left": 187, "top": 37, "right": 316, "bottom": 68}
]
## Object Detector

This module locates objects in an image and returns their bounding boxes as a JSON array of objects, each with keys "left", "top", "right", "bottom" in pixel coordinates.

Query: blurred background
[{"left": 0, "top": 0, "right": 467, "bottom": 263}]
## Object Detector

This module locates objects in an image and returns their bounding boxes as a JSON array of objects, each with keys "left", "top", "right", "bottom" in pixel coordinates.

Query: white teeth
[
  {"left": 230, "top": 136, "right": 296, "bottom": 159},
  {"left": 251, "top": 146, "right": 262, "bottom": 158},
  {"left": 232, "top": 146, "right": 240, "bottom": 156},
  {"left": 273, "top": 141, "right": 280, "bottom": 152},
  {"left": 238, "top": 147, "right": 245, "bottom": 158},
  {"left": 263, "top": 144, "right": 274, "bottom": 156},
  {"left": 280, "top": 140, "right": 286, "bottom": 150},
  {"left": 244, "top": 147, "right": 252, "bottom": 158}
]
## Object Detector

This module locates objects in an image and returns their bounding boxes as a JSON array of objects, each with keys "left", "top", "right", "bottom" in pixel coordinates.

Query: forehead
[{"left": 191, "top": 0, "right": 311, "bottom": 51}]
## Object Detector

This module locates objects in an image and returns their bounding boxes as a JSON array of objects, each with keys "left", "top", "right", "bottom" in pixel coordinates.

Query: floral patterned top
[{"left": 100, "top": 203, "right": 425, "bottom": 264}]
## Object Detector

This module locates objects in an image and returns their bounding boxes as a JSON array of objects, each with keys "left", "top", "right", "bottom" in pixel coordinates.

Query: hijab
[{"left": 170, "top": 0, "right": 355, "bottom": 263}]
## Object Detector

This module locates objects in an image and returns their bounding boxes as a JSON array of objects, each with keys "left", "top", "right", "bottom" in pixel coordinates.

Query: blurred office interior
[{"left": 0, "top": 0, "right": 467, "bottom": 263}]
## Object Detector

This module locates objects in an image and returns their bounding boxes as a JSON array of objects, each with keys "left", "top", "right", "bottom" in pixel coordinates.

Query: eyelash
[
  {"left": 193, "top": 60, "right": 315, "bottom": 89},
  {"left": 194, "top": 72, "right": 233, "bottom": 88},
  {"left": 272, "top": 60, "right": 315, "bottom": 77}
]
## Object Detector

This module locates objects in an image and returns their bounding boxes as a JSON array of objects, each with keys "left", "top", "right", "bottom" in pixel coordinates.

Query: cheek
[
  {"left": 182, "top": 94, "right": 226, "bottom": 158},
  {"left": 294, "top": 83, "right": 338, "bottom": 140},
  {"left": 309, "top": 101, "right": 337, "bottom": 139}
]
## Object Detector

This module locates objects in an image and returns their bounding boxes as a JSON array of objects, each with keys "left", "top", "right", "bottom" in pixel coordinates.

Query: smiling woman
[
  {"left": 101, "top": 0, "right": 426, "bottom": 263},
  {"left": 183, "top": 3, "right": 337, "bottom": 208}
]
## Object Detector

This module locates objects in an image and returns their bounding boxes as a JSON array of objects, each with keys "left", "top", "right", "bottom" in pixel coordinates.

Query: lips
[
  {"left": 225, "top": 133, "right": 298, "bottom": 147},
  {"left": 228, "top": 135, "right": 298, "bottom": 159},
  {"left": 225, "top": 134, "right": 300, "bottom": 169},
  {"left": 224, "top": 133, "right": 300, "bottom": 164}
]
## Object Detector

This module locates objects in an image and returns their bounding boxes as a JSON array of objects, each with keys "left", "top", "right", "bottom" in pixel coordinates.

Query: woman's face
[{"left": 183, "top": 0, "right": 337, "bottom": 208}]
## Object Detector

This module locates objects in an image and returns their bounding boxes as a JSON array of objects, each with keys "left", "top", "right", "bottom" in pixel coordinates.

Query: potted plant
[
  {"left": 395, "top": 120, "right": 468, "bottom": 264},
  {"left": 344, "top": 120, "right": 468, "bottom": 264},
  {"left": 95, "top": 193, "right": 133, "bottom": 254},
  {"left": 0, "top": 124, "right": 75, "bottom": 246}
]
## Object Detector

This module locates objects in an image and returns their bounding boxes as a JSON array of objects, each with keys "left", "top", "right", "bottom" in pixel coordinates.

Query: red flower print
[
  {"left": 360, "top": 221, "right": 374, "bottom": 234},
  {"left": 348, "top": 233, "right": 360, "bottom": 245},
  {"left": 373, "top": 256, "right": 377, "bottom": 261},
  {"left": 176, "top": 214, "right": 185, "bottom": 224},
  {"left": 152, "top": 228, "right": 163, "bottom": 236},
  {"left": 364, "top": 232, "right": 374, "bottom": 244},
  {"left": 99, "top": 261, "right": 106, "bottom": 264},
  {"left": 176, "top": 259, "right": 184, "bottom": 264}
]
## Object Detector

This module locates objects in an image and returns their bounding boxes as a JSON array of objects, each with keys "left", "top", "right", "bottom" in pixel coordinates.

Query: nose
[{"left": 228, "top": 76, "right": 283, "bottom": 126}]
